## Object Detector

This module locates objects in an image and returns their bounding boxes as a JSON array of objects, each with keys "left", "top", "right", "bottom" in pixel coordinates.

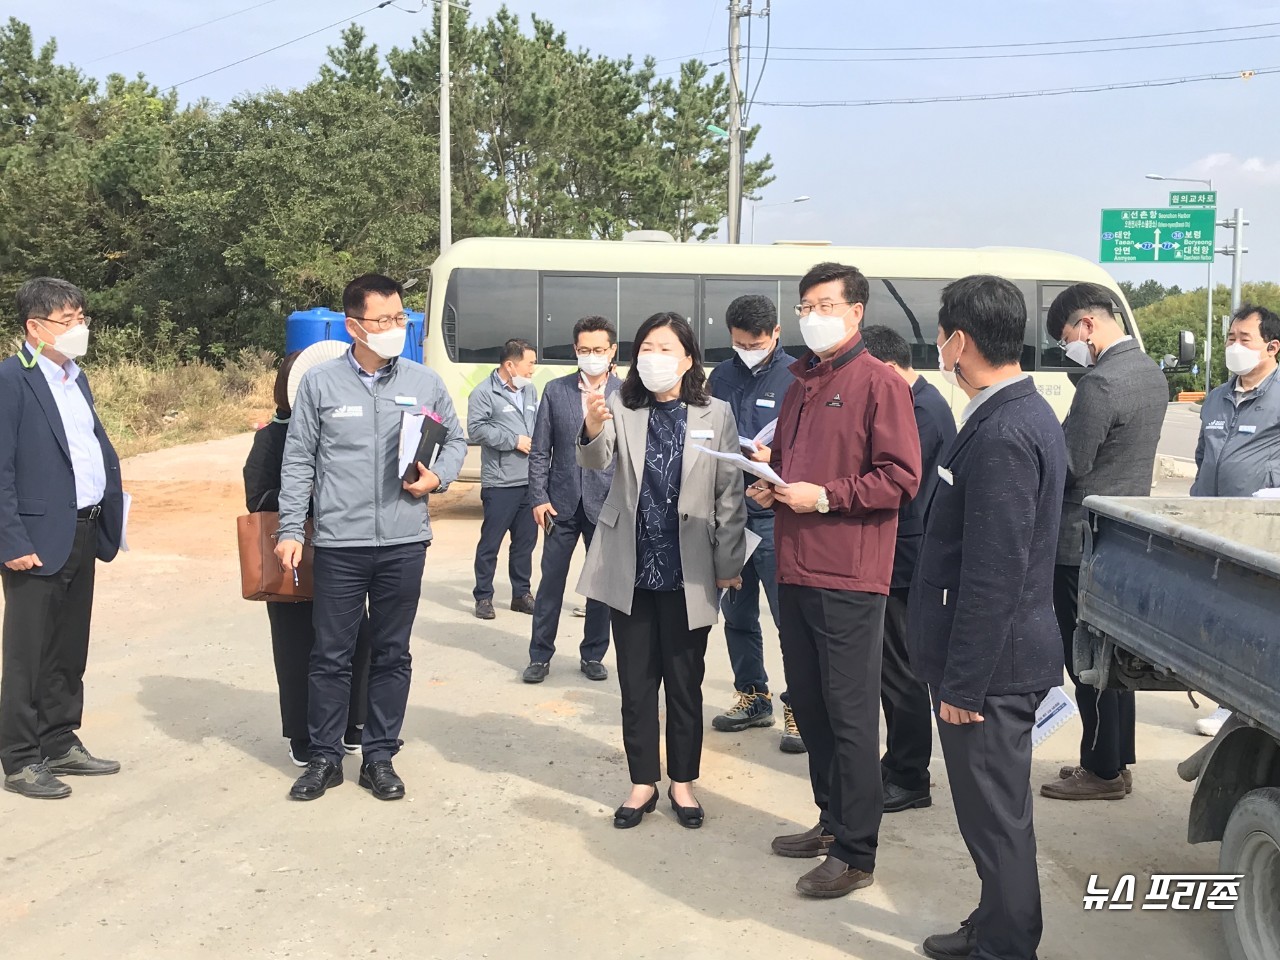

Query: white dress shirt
[{"left": 36, "top": 352, "right": 107, "bottom": 508}]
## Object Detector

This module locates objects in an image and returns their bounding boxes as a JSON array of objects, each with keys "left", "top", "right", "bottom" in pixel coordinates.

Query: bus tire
[{"left": 1221, "top": 787, "right": 1280, "bottom": 960}]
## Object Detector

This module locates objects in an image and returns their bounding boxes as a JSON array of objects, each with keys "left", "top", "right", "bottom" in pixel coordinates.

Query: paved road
[
  {"left": 1160, "top": 402, "right": 1203, "bottom": 463},
  {"left": 0, "top": 434, "right": 1224, "bottom": 960}
]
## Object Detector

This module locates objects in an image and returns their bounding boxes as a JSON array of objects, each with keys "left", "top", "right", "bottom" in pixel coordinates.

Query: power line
[
  {"left": 84, "top": 0, "right": 286, "bottom": 65},
  {"left": 756, "top": 66, "right": 1278, "bottom": 108},
  {"left": 771, "top": 20, "right": 1280, "bottom": 53},
  {"left": 769, "top": 31, "right": 1280, "bottom": 63},
  {"left": 164, "top": 1, "right": 398, "bottom": 92},
  {"left": 744, "top": 4, "right": 772, "bottom": 121}
]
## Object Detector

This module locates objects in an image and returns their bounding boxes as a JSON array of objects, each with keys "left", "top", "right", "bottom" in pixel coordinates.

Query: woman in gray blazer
[{"left": 577, "top": 312, "right": 748, "bottom": 829}]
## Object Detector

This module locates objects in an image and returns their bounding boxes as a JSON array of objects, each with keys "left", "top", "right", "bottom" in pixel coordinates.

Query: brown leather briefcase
[{"left": 236, "top": 511, "right": 314, "bottom": 602}]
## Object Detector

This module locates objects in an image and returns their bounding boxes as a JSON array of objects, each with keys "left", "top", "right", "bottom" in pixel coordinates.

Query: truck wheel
[{"left": 1221, "top": 787, "right": 1280, "bottom": 960}]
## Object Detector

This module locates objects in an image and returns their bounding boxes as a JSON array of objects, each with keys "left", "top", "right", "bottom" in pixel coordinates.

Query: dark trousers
[
  {"left": 778, "top": 584, "right": 885, "bottom": 873},
  {"left": 936, "top": 690, "right": 1046, "bottom": 960},
  {"left": 1054, "top": 564, "right": 1135, "bottom": 779},
  {"left": 880, "top": 589, "right": 933, "bottom": 792},
  {"left": 309, "top": 542, "right": 427, "bottom": 765},
  {"left": 530, "top": 503, "right": 610, "bottom": 665},
  {"left": 0, "top": 518, "right": 97, "bottom": 775},
  {"left": 473, "top": 484, "right": 537, "bottom": 602},
  {"left": 611, "top": 588, "right": 709, "bottom": 784},
  {"left": 721, "top": 511, "right": 787, "bottom": 702},
  {"left": 266, "top": 601, "right": 371, "bottom": 741}
]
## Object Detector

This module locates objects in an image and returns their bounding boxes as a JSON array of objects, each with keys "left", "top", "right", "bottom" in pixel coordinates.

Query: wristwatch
[{"left": 816, "top": 487, "right": 830, "bottom": 514}]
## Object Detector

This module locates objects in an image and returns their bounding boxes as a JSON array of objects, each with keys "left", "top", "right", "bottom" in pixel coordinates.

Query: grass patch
[{"left": 88, "top": 350, "right": 277, "bottom": 459}]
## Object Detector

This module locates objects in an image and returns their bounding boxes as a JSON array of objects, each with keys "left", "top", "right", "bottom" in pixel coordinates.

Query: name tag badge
[
  {"left": 938, "top": 466, "right": 955, "bottom": 486},
  {"left": 691, "top": 429, "right": 714, "bottom": 440},
  {"left": 755, "top": 398, "right": 776, "bottom": 408},
  {"left": 333, "top": 405, "right": 364, "bottom": 419},
  {"left": 1239, "top": 424, "right": 1258, "bottom": 434},
  {"left": 393, "top": 395, "right": 418, "bottom": 406}
]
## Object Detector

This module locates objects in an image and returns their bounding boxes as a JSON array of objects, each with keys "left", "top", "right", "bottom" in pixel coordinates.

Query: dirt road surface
[{"left": 1, "top": 434, "right": 1225, "bottom": 960}]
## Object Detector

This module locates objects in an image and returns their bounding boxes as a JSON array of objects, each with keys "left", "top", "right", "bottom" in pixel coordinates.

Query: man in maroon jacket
[{"left": 750, "top": 262, "right": 922, "bottom": 899}]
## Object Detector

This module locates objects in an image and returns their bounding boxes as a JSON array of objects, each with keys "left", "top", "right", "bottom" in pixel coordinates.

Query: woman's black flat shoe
[
  {"left": 614, "top": 786, "right": 659, "bottom": 829},
  {"left": 668, "top": 787, "right": 704, "bottom": 829}
]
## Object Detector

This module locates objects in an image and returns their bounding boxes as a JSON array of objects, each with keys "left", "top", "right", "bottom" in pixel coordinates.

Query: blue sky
[{"left": 14, "top": 0, "right": 1280, "bottom": 287}]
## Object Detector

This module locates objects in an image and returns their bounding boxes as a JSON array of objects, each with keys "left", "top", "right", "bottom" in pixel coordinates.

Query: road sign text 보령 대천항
[
  {"left": 1100, "top": 208, "right": 1216, "bottom": 264},
  {"left": 1169, "top": 191, "right": 1217, "bottom": 207}
]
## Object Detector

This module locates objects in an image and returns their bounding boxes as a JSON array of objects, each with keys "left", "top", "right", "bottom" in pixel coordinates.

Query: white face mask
[
  {"left": 360, "top": 324, "right": 406, "bottom": 360},
  {"left": 1225, "top": 342, "right": 1264, "bottom": 377},
  {"left": 577, "top": 353, "right": 611, "bottom": 378},
  {"left": 938, "top": 331, "right": 960, "bottom": 387},
  {"left": 510, "top": 375, "right": 534, "bottom": 390},
  {"left": 1064, "top": 340, "right": 1095, "bottom": 368},
  {"left": 40, "top": 321, "right": 90, "bottom": 360},
  {"left": 635, "top": 353, "right": 684, "bottom": 394},
  {"left": 799, "top": 308, "right": 851, "bottom": 355},
  {"left": 733, "top": 343, "right": 773, "bottom": 369}
]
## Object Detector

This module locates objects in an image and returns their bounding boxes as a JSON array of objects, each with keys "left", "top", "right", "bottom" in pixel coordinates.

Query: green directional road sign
[
  {"left": 1099, "top": 208, "right": 1216, "bottom": 264},
  {"left": 1169, "top": 190, "right": 1217, "bottom": 207}
]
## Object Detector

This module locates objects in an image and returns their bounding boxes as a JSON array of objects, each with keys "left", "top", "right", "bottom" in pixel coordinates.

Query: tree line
[{"left": 0, "top": 11, "right": 772, "bottom": 358}]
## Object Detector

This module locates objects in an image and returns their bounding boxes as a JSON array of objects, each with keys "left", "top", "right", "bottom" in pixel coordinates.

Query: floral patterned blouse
[{"left": 635, "top": 398, "right": 687, "bottom": 591}]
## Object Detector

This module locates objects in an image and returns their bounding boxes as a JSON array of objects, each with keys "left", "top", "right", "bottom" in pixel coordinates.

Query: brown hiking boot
[
  {"left": 1041, "top": 766, "right": 1126, "bottom": 800},
  {"left": 1058, "top": 764, "right": 1132, "bottom": 794}
]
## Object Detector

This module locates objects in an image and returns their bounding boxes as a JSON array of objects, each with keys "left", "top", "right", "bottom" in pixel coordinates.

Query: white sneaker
[{"left": 1195, "top": 706, "right": 1232, "bottom": 737}]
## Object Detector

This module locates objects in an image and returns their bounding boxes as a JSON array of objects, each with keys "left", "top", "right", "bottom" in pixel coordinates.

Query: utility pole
[
  {"left": 439, "top": 0, "right": 452, "bottom": 254},
  {"left": 726, "top": 0, "right": 744, "bottom": 244},
  {"left": 1215, "top": 207, "right": 1249, "bottom": 316}
]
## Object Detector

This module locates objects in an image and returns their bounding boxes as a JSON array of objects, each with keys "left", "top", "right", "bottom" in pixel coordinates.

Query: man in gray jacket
[
  {"left": 276, "top": 274, "right": 466, "bottom": 803},
  {"left": 1041, "top": 283, "right": 1168, "bottom": 801},
  {"left": 468, "top": 338, "right": 539, "bottom": 621},
  {"left": 1190, "top": 303, "right": 1280, "bottom": 738}
]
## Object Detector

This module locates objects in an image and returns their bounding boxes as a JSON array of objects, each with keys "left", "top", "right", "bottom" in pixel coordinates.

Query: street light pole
[
  {"left": 749, "top": 195, "right": 810, "bottom": 243},
  {"left": 727, "top": 0, "right": 744, "bottom": 244},
  {"left": 1146, "top": 174, "right": 1214, "bottom": 390}
]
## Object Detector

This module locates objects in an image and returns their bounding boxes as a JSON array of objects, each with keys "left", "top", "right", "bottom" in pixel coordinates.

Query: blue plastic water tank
[{"left": 284, "top": 307, "right": 424, "bottom": 363}]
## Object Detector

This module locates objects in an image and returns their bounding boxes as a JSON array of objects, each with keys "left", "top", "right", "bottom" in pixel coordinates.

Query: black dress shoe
[
  {"left": 45, "top": 746, "right": 120, "bottom": 776},
  {"left": 510, "top": 594, "right": 536, "bottom": 615},
  {"left": 475, "top": 599, "right": 496, "bottom": 620},
  {"left": 580, "top": 660, "right": 608, "bottom": 681},
  {"left": 922, "top": 919, "right": 978, "bottom": 960},
  {"left": 523, "top": 661, "right": 550, "bottom": 683},
  {"left": 883, "top": 780, "right": 932, "bottom": 813},
  {"left": 614, "top": 785, "right": 659, "bottom": 828},
  {"left": 3, "top": 762, "right": 71, "bottom": 799},
  {"left": 289, "top": 758, "right": 343, "bottom": 801},
  {"left": 359, "top": 760, "right": 406, "bottom": 801},
  {"left": 667, "top": 786, "right": 704, "bottom": 829}
]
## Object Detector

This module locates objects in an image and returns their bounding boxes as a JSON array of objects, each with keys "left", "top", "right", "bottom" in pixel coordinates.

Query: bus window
[
  {"left": 620, "top": 277, "right": 698, "bottom": 363},
  {"left": 702, "top": 278, "right": 783, "bottom": 364},
  {"left": 864, "top": 278, "right": 946, "bottom": 370},
  {"left": 541, "top": 275, "right": 619, "bottom": 362},
  {"left": 446, "top": 268, "right": 539, "bottom": 363}
]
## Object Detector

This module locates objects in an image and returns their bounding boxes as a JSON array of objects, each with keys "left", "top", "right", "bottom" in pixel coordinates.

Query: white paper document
[
  {"left": 1032, "top": 686, "right": 1078, "bottom": 750},
  {"left": 718, "top": 529, "right": 764, "bottom": 605},
  {"left": 738, "top": 418, "right": 777, "bottom": 453},
  {"left": 119, "top": 491, "right": 132, "bottom": 552},
  {"left": 694, "top": 446, "right": 788, "bottom": 488},
  {"left": 1252, "top": 487, "right": 1280, "bottom": 499},
  {"left": 398, "top": 412, "right": 426, "bottom": 478}
]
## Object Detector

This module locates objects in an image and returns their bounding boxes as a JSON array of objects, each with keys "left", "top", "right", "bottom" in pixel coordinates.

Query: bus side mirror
[{"left": 1178, "top": 330, "right": 1196, "bottom": 366}]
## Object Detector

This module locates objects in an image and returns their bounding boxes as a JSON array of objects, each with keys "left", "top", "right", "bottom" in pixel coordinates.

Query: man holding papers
[
  {"left": 276, "top": 274, "right": 466, "bottom": 802},
  {"left": 707, "top": 295, "right": 803, "bottom": 752},
  {"left": 748, "top": 263, "right": 920, "bottom": 900}
]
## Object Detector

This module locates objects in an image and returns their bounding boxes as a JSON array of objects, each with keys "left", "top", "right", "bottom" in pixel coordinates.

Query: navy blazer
[
  {"left": 892, "top": 376, "right": 957, "bottom": 590},
  {"left": 0, "top": 345, "right": 124, "bottom": 574},
  {"left": 907, "top": 378, "right": 1066, "bottom": 712},
  {"left": 527, "top": 371, "right": 620, "bottom": 525}
]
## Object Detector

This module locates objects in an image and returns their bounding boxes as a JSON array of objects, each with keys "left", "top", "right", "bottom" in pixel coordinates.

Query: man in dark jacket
[
  {"left": 749, "top": 262, "right": 922, "bottom": 900},
  {"left": 859, "top": 325, "right": 956, "bottom": 814},
  {"left": 1041, "top": 283, "right": 1168, "bottom": 801},
  {"left": 468, "top": 338, "right": 540, "bottom": 621},
  {"left": 523, "top": 316, "right": 621, "bottom": 684},
  {"left": 1, "top": 278, "right": 125, "bottom": 800},
  {"left": 707, "top": 294, "right": 804, "bottom": 754},
  {"left": 908, "top": 275, "right": 1067, "bottom": 960}
]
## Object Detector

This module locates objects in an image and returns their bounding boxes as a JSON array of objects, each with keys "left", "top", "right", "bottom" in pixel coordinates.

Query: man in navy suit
[
  {"left": 0, "top": 278, "right": 125, "bottom": 800},
  {"left": 908, "top": 276, "right": 1067, "bottom": 960}
]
